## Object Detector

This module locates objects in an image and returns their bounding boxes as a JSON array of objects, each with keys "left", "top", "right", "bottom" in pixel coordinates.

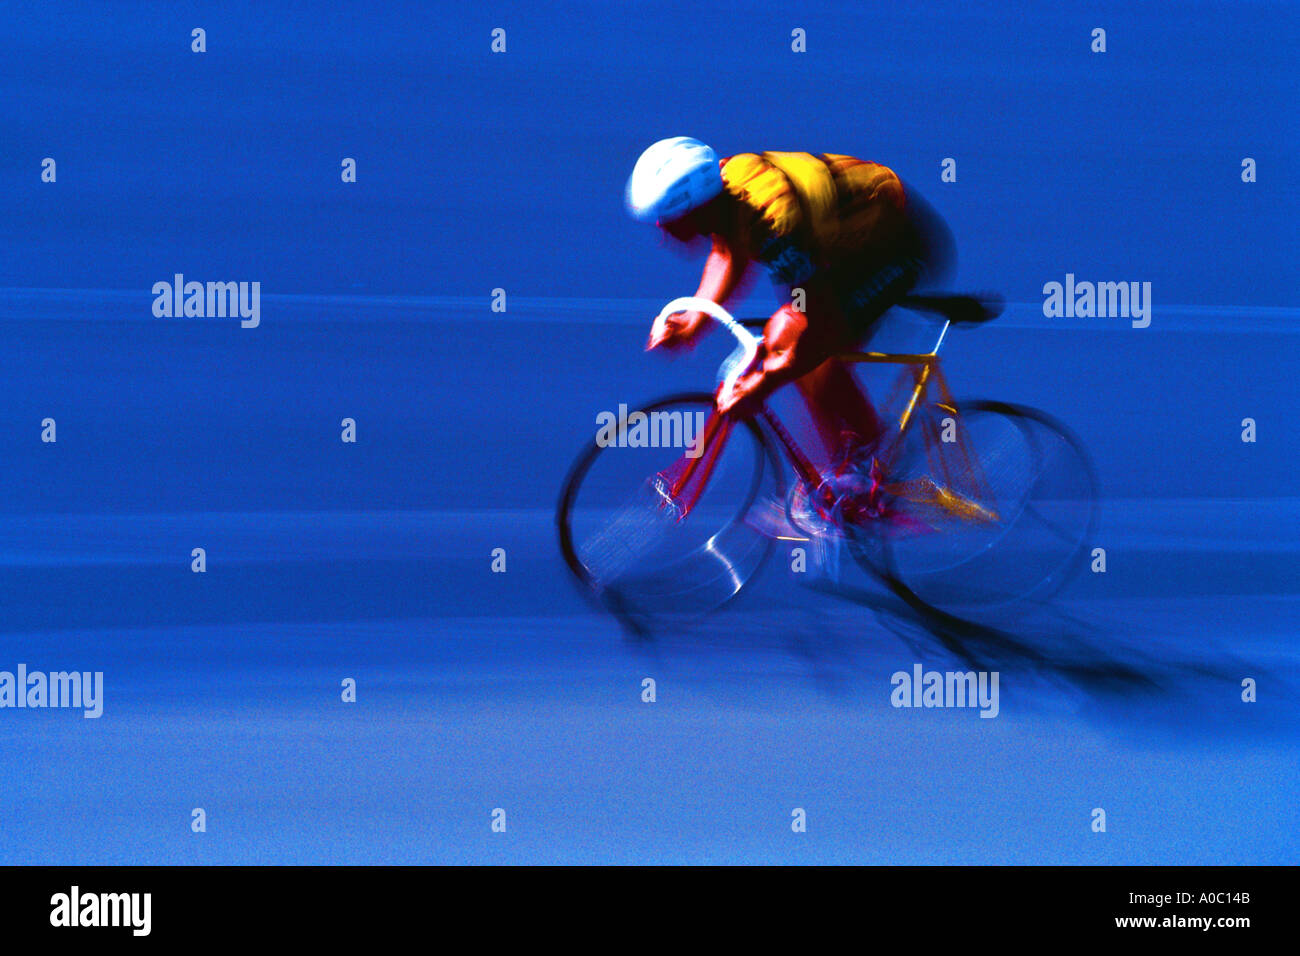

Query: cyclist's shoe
[
  {"left": 811, "top": 433, "right": 891, "bottom": 532},
  {"left": 788, "top": 478, "right": 858, "bottom": 539},
  {"left": 830, "top": 430, "right": 883, "bottom": 476},
  {"left": 747, "top": 433, "right": 902, "bottom": 541},
  {"left": 744, "top": 493, "right": 814, "bottom": 540},
  {"left": 788, "top": 482, "right": 835, "bottom": 538},
  {"left": 649, "top": 473, "right": 686, "bottom": 523},
  {"left": 742, "top": 485, "right": 860, "bottom": 542}
]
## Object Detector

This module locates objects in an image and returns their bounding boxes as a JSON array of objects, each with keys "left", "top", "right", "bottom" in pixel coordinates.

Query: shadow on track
[{"left": 604, "top": 566, "right": 1295, "bottom": 740}]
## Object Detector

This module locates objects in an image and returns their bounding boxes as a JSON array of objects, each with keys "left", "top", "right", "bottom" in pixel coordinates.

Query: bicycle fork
[
  {"left": 651, "top": 409, "right": 735, "bottom": 521},
  {"left": 652, "top": 399, "right": 895, "bottom": 527}
]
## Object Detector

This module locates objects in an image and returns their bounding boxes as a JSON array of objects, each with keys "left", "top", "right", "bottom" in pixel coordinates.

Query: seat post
[{"left": 929, "top": 319, "right": 951, "bottom": 356}]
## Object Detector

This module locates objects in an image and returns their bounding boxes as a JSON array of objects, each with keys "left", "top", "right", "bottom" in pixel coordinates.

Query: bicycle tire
[
  {"left": 556, "top": 392, "right": 784, "bottom": 621},
  {"left": 848, "top": 399, "right": 1100, "bottom": 618}
]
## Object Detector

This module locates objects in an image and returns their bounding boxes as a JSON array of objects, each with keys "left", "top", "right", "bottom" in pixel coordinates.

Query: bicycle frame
[
  {"left": 561, "top": 298, "right": 1095, "bottom": 620},
  {"left": 651, "top": 297, "right": 957, "bottom": 502}
]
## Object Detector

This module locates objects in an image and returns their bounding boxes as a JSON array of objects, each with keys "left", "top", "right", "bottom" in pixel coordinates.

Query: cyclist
[{"left": 628, "top": 137, "right": 956, "bottom": 474}]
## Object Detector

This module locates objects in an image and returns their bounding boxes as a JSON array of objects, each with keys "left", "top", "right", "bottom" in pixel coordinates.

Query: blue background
[{"left": 0, "top": 0, "right": 1295, "bottom": 864}]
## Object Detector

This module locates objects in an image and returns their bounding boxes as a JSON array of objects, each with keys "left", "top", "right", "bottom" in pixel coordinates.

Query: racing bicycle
[{"left": 557, "top": 295, "right": 1099, "bottom": 627}]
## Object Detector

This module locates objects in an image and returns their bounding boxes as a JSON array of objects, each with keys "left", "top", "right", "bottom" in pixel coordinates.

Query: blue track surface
[{"left": 0, "top": 2, "right": 1295, "bottom": 864}]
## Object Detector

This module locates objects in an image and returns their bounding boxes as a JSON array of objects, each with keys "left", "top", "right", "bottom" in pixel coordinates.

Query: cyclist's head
[{"left": 625, "top": 137, "right": 724, "bottom": 229}]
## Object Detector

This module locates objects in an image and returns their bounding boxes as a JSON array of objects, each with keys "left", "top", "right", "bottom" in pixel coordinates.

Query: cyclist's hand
[
  {"left": 647, "top": 310, "right": 706, "bottom": 351},
  {"left": 716, "top": 370, "right": 763, "bottom": 418}
]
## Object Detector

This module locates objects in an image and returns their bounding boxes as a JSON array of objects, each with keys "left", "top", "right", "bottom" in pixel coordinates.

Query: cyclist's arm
[
  {"left": 694, "top": 233, "right": 748, "bottom": 306},
  {"left": 717, "top": 277, "right": 844, "bottom": 415},
  {"left": 648, "top": 233, "right": 750, "bottom": 350}
]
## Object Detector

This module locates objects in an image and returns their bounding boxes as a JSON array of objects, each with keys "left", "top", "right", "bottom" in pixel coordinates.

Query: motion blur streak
[{"left": 1, "top": 0, "right": 1295, "bottom": 863}]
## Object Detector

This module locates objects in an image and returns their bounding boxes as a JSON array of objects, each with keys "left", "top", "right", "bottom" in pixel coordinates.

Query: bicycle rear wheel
[
  {"left": 557, "top": 393, "right": 783, "bottom": 622},
  {"left": 849, "top": 400, "right": 1099, "bottom": 617}
]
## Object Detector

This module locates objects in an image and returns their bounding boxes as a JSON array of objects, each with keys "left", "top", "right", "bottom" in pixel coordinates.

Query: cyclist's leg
[
  {"left": 793, "top": 258, "right": 924, "bottom": 467},
  {"left": 794, "top": 358, "right": 883, "bottom": 470},
  {"left": 839, "top": 257, "right": 925, "bottom": 334}
]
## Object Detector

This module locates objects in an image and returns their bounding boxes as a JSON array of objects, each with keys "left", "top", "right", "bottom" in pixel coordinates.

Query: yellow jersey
[{"left": 720, "top": 151, "right": 914, "bottom": 285}]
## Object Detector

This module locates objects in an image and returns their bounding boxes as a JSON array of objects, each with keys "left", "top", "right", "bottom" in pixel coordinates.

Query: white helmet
[{"left": 625, "top": 137, "right": 724, "bottom": 224}]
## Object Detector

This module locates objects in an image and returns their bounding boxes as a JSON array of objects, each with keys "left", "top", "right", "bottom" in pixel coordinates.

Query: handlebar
[
  {"left": 652, "top": 294, "right": 958, "bottom": 405},
  {"left": 653, "top": 297, "right": 760, "bottom": 404}
]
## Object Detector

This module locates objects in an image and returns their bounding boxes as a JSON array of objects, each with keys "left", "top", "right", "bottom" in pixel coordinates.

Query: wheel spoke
[{"left": 1021, "top": 501, "right": 1083, "bottom": 546}]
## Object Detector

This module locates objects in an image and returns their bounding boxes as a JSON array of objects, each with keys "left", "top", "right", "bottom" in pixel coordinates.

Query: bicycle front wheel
[{"left": 557, "top": 393, "right": 783, "bottom": 622}]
